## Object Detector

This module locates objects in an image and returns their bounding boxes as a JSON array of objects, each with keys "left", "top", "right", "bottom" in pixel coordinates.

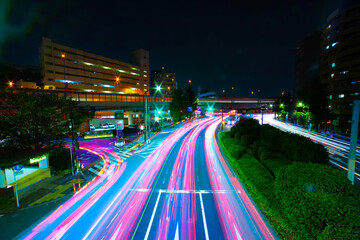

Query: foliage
[
  {"left": 219, "top": 131, "right": 246, "bottom": 159},
  {"left": 169, "top": 88, "right": 184, "bottom": 123},
  {"left": 274, "top": 162, "right": 360, "bottom": 239},
  {"left": 0, "top": 89, "right": 93, "bottom": 150},
  {"left": 169, "top": 86, "right": 198, "bottom": 123}
]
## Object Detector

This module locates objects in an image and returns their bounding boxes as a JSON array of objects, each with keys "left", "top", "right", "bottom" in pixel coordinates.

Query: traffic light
[{"left": 180, "top": 110, "right": 183, "bottom": 113}]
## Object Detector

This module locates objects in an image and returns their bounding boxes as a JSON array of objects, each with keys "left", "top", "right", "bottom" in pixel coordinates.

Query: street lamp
[
  {"left": 144, "top": 85, "right": 162, "bottom": 142},
  {"left": 8, "top": 81, "right": 13, "bottom": 88}
]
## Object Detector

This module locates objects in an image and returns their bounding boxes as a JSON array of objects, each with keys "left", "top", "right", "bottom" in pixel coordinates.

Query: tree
[
  {"left": 183, "top": 84, "right": 197, "bottom": 118},
  {"left": 275, "top": 92, "right": 292, "bottom": 121},
  {"left": 169, "top": 88, "right": 184, "bottom": 123},
  {"left": 0, "top": 89, "right": 94, "bottom": 150}
]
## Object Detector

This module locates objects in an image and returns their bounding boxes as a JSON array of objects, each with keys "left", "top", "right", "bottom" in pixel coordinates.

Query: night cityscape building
[
  {"left": 40, "top": 37, "right": 149, "bottom": 94},
  {"left": 319, "top": 3, "right": 360, "bottom": 133},
  {"left": 150, "top": 66, "right": 176, "bottom": 95},
  {"left": 294, "top": 32, "right": 321, "bottom": 98}
]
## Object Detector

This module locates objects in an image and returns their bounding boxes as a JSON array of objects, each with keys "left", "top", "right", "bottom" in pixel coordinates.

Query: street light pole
[{"left": 144, "top": 91, "right": 148, "bottom": 142}]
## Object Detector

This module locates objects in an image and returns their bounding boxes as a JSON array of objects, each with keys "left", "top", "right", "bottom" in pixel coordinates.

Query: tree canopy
[
  {"left": 0, "top": 89, "right": 93, "bottom": 150},
  {"left": 169, "top": 85, "right": 197, "bottom": 123}
]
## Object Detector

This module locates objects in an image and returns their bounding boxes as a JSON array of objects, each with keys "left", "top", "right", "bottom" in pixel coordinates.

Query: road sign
[
  {"left": 15, "top": 170, "right": 24, "bottom": 176},
  {"left": 14, "top": 164, "right": 23, "bottom": 171}
]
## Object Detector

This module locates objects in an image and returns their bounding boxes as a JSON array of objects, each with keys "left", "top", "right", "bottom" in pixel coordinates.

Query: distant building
[
  {"left": 150, "top": 66, "right": 176, "bottom": 95},
  {"left": 0, "top": 62, "right": 40, "bottom": 88},
  {"left": 319, "top": 3, "right": 360, "bottom": 133},
  {"left": 40, "top": 37, "right": 149, "bottom": 94},
  {"left": 294, "top": 32, "right": 321, "bottom": 98}
]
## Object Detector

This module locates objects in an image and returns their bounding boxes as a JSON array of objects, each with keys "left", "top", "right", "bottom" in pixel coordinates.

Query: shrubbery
[
  {"left": 219, "top": 119, "right": 360, "bottom": 239},
  {"left": 274, "top": 162, "right": 360, "bottom": 239}
]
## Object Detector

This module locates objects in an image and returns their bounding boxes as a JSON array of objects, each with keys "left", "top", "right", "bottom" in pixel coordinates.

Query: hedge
[{"left": 274, "top": 162, "right": 360, "bottom": 239}]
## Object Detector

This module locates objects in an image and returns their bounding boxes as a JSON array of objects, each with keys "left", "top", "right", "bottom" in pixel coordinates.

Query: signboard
[
  {"left": 14, "top": 165, "right": 23, "bottom": 171},
  {"left": 197, "top": 107, "right": 202, "bottom": 112},
  {"left": 116, "top": 120, "right": 124, "bottom": 130},
  {"left": 15, "top": 170, "right": 24, "bottom": 176},
  {"left": 188, "top": 107, "right": 192, "bottom": 112},
  {"left": 115, "top": 110, "right": 124, "bottom": 119}
]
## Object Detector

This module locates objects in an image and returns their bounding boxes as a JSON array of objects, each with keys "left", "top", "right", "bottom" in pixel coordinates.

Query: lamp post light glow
[
  {"left": 156, "top": 85, "right": 161, "bottom": 92},
  {"left": 8, "top": 81, "right": 13, "bottom": 88}
]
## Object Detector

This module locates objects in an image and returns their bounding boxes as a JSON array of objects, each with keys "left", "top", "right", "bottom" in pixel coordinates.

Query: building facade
[
  {"left": 319, "top": 4, "right": 360, "bottom": 133},
  {"left": 150, "top": 66, "right": 176, "bottom": 95},
  {"left": 294, "top": 32, "right": 321, "bottom": 98},
  {"left": 40, "top": 37, "right": 149, "bottom": 95}
]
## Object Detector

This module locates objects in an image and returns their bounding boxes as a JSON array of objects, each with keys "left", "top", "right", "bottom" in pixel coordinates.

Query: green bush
[
  {"left": 234, "top": 131, "right": 241, "bottom": 140},
  {"left": 219, "top": 132, "right": 246, "bottom": 159},
  {"left": 274, "top": 162, "right": 360, "bottom": 239}
]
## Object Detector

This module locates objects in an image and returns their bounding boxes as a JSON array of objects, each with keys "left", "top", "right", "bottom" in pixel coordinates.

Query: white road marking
[
  {"left": 175, "top": 223, "right": 179, "bottom": 240},
  {"left": 144, "top": 190, "right": 163, "bottom": 240},
  {"left": 199, "top": 193, "right": 209, "bottom": 240}
]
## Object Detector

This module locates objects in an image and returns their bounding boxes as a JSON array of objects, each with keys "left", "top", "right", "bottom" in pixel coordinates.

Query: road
[
  {"left": 19, "top": 117, "right": 276, "bottom": 240},
  {"left": 260, "top": 114, "right": 360, "bottom": 186}
]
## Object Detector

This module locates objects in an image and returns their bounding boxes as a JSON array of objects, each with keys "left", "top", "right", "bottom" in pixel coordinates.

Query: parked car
[
  {"left": 107, "top": 123, "right": 115, "bottom": 128},
  {"left": 100, "top": 123, "right": 110, "bottom": 129},
  {"left": 127, "top": 124, "right": 138, "bottom": 128},
  {"left": 90, "top": 124, "right": 95, "bottom": 131}
]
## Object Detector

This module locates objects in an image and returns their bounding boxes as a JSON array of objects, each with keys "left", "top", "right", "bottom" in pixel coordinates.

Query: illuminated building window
[
  {"left": 340, "top": 70, "right": 349, "bottom": 75},
  {"left": 331, "top": 63, "right": 335, "bottom": 68},
  {"left": 144, "top": 89, "right": 147, "bottom": 91},
  {"left": 144, "top": 84, "right": 147, "bottom": 86},
  {"left": 331, "top": 42, "right": 338, "bottom": 47},
  {"left": 329, "top": 95, "right": 332, "bottom": 100},
  {"left": 325, "top": 45, "right": 330, "bottom": 50},
  {"left": 144, "top": 75, "right": 147, "bottom": 77},
  {"left": 331, "top": 73, "right": 334, "bottom": 78},
  {"left": 326, "top": 24, "right": 331, "bottom": 29},
  {"left": 338, "top": 94, "right": 344, "bottom": 98},
  {"left": 144, "top": 70, "right": 147, "bottom": 73}
]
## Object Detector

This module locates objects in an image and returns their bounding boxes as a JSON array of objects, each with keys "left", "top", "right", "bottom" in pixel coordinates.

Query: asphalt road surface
[{"left": 18, "top": 117, "right": 276, "bottom": 240}]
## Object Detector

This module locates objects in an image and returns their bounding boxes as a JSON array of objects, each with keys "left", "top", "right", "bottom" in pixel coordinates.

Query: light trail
[
  {"left": 155, "top": 118, "right": 215, "bottom": 239},
  {"left": 260, "top": 114, "right": 360, "bottom": 176},
  {"left": 204, "top": 118, "right": 275, "bottom": 240}
]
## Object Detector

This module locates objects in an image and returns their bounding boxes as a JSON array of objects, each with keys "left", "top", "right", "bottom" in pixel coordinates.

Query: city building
[
  {"left": 319, "top": 3, "right": 360, "bottom": 133},
  {"left": 294, "top": 32, "right": 321, "bottom": 98},
  {"left": 40, "top": 37, "right": 149, "bottom": 94},
  {"left": 150, "top": 66, "right": 176, "bottom": 95}
]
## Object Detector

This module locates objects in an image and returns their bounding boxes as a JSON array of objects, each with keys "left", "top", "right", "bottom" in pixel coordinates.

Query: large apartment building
[
  {"left": 294, "top": 32, "right": 321, "bottom": 98},
  {"left": 319, "top": 4, "right": 360, "bottom": 133},
  {"left": 40, "top": 37, "right": 149, "bottom": 95}
]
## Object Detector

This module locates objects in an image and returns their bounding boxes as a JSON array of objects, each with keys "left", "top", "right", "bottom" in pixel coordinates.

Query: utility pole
[
  {"left": 348, "top": 100, "right": 360, "bottom": 184},
  {"left": 70, "top": 104, "right": 75, "bottom": 175}
]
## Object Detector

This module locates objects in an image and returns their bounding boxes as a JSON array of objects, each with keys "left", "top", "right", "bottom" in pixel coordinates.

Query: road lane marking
[
  {"left": 199, "top": 193, "right": 209, "bottom": 240},
  {"left": 144, "top": 190, "right": 163, "bottom": 240}
]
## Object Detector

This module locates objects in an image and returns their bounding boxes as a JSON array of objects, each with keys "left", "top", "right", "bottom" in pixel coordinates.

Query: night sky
[{"left": 0, "top": 0, "right": 356, "bottom": 97}]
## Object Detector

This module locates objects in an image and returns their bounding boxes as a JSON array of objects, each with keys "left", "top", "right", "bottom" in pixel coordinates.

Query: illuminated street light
[
  {"left": 232, "top": 86, "right": 234, "bottom": 90},
  {"left": 8, "top": 81, "right": 13, "bottom": 88},
  {"left": 115, "top": 76, "right": 120, "bottom": 82},
  {"left": 156, "top": 85, "right": 161, "bottom": 92},
  {"left": 280, "top": 104, "right": 284, "bottom": 107},
  {"left": 188, "top": 79, "right": 192, "bottom": 84},
  {"left": 61, "top": 53, "right": 66, "bottom": 59}
]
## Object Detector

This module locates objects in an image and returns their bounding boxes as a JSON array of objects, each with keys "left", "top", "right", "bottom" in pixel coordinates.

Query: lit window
[
  {"left": 103, "top": 66, "right": 111, "bottom": 70},
  {"left": 331, "top": 63, "right": 335, "bottom": 68},
  {"left": 144, "top": 75, "right": 147, "bottom": 77},
  {"left": 144, "top": 70, "right": 147, "bottom": 73},
  {"left": 144, "top": 89, "right": 147, "bottom": 91},
  {"left": 329, "top": 95, "right": 332, "bottom": 100},
  {"left": 331, "top": 42, "right": 338, "bottom": 47},
  {"left": 331, "top": 73, "right": 334, "bottom": 78},
  {"left": 326, "top": 24, "right": 331, "bottom": 29},
  {"left": 328, "top": 105, "right": 331, "bottom": 108},
  {"left": 339, "top": 94, "right": 344, "bottom": 98},
  {"left": 325, "top": 45, "right": 330, "bottom": 50},
  {"left": 144, "top": 84, "right": 147, "bottom": 86},
  {"left": 83, "top": 62, "right": 93, "bottom": 66},
  {"left": 340, "top": 70, "right": 349, "bottom": 75}
]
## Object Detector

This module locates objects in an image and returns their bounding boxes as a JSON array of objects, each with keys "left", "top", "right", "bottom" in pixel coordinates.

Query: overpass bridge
[{"left": 10, "top": 89, "right": 276, "bottom": 113}]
